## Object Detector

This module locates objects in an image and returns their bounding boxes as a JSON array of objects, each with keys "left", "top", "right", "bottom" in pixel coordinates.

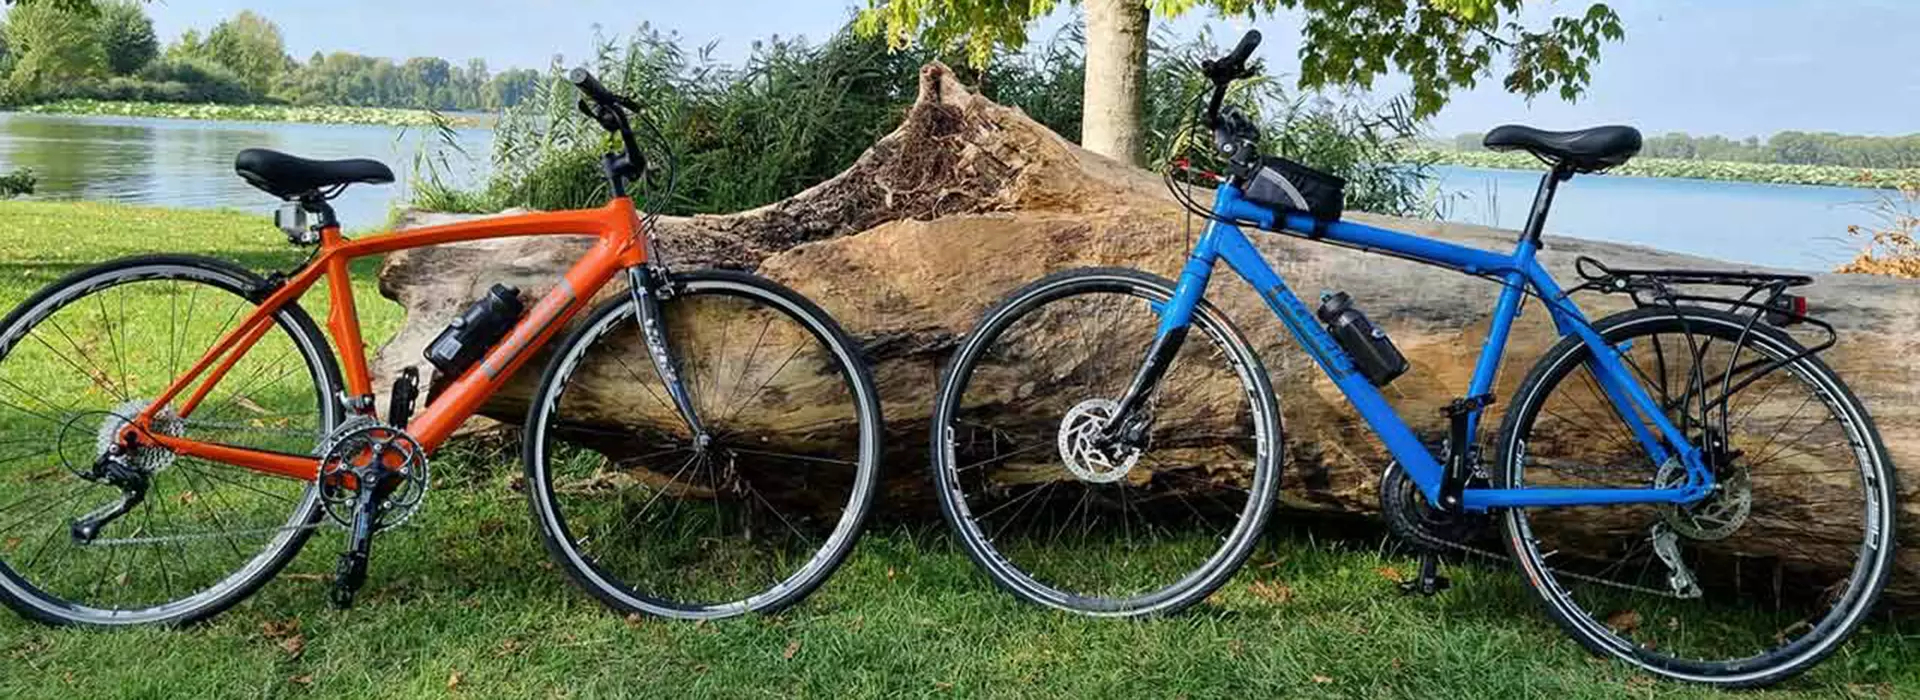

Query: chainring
[
  {"left": 317, "top": 416, "right": 430, "bottom": 530},
  {"left": 1380, "top": 460, "right": 1490, "bottom": 552}
]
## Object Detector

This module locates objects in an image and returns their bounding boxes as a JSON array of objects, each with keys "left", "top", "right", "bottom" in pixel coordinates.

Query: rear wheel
[
  {"left": 0, "top": 256, "right": 339, "bottom": 627},
  {"left": 1496, "top": 307, "right": 1895, "bottom": 687},
  {"left": 524, "top": 270, "right": 882, "bottom": 619}
]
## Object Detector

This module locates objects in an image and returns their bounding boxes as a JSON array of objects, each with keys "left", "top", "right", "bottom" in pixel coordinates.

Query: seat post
[
  {"left": 298, "top": 193, "right": 340, "bottom": 231},
  {"left": 1519, "top": 164, "right": 1572, "bottom": 247}
]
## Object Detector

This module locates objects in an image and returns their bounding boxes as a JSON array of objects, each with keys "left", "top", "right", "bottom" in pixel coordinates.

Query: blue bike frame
[{"left": 1152, "top": 183, "right": 1714, "bottom": 511}]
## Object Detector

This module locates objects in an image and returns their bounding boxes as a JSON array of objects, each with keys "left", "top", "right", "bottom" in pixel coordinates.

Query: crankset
[{"left": 316, "top": 416, "right": 430, "bottom": 608}]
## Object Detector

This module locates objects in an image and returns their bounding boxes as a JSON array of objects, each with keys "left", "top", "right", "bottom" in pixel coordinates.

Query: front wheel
[
  {"left": 1496, "top": 306, "right": 1896, "bottom": 687},
  {"left": 931, "top": 268, "right": 1282, "bottom": 616},
  {"left": 524, "top": 269, "right": 882, "bottom": 620}
]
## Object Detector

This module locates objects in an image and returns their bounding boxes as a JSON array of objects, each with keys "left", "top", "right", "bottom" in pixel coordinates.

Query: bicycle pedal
[
  {"left": 1398, "top": 574, "right": 1451, "bottom": 597},
  {"left": 330, "top": 551, "right": 368, "bottom": 609},
  {"left": 1399, "top": 552, "right": 1451, "bottom": 597}
]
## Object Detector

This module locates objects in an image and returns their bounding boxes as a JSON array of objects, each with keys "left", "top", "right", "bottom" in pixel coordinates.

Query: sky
[{"left": 144, "top": 0, "right": 1920, "bottom": 139}]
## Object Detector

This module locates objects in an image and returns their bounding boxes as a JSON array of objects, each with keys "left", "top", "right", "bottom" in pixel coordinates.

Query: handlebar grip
[
  {"left": 568, "top": 67, "right": 618, "bottom": 105},
  {"left": 1223, "top": 30, "right": 1262, "bottom": 69}
]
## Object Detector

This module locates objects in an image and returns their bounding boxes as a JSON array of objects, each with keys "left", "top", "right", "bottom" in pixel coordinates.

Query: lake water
[
  {"left": 1432, "top": 165, "right": 1878, "bottom": 271},
  {"left": 0, "top": 113, "right": 1883, "bottom": 271},
  {"left": 0, "top": 112, "right": 492, "bottom": 231}
]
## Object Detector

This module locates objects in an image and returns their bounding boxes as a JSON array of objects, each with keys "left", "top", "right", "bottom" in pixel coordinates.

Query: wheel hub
[
  {"left": 1655, "top": 455, "right": 1752, "bottom": 541},
  {"left": 1056, "top": 399, "right": 1142, "bottom": 484},
  {"left": 95, "top": 399, "right": 183, "bottom": 474}
]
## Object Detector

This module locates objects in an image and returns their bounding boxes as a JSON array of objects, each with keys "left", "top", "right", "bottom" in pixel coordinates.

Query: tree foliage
[
  {"left": 1449, "top": 130, "right": 1920, "bottom": 170},
  {"left": 196, "top": 10, "right": 286, "bottom": 95},
  {"left": 97, "top": 0, "right": 156, "bottom": 75},
  {"left": 857, "top": 0, "right": 1622, "bottom": 117},
  {"left": 273, "top": 52, "right": 540, "bottom": 111},
  {"left": 3, "top": 2, "right": 106, "bottom": 93}
]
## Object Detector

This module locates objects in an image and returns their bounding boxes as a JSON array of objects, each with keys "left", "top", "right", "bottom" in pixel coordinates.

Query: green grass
[
  {"left": 14, "top": 100, "right": 489, "bottom": 128},
  {"left": 1419, "top": 149, "right": 1920, "bottom": 190},
  {"left": 0, "top": 201, "right": 1916, "bottom": 699}
]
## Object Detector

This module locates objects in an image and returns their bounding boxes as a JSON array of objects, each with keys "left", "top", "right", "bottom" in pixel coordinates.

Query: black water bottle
[
  {"left": 424, "top": 284, "right": 525, "bottom": 377},
  {"left": 1316, "top": 291, "right": 1408, "bottom": 386}
]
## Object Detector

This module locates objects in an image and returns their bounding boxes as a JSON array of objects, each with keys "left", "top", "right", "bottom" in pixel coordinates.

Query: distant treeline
[
  {"left": 1445, "top": 130, "right": 1920, "bottom": 169},
  {"left": 0, "top": 1, "right": 540, "bottom": 111}
]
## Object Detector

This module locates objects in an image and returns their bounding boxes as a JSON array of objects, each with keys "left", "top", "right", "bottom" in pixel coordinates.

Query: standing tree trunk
[{"left": 1081, "top": 0, "right": 1149, "bottom": 164}]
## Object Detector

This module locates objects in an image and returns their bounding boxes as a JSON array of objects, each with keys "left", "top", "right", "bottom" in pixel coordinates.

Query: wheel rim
[
  {"left": 0, "top": 264, "right": 331, "bottom": 624},
  {"left": 1502, "top": 313, "right": 1891, "bottom": 679},
  {"left": 935, "top": 274, "right": 1277, "bottom": 615},
  {"left": 530, "top": 278, "right": 878, "bottom": 618}
]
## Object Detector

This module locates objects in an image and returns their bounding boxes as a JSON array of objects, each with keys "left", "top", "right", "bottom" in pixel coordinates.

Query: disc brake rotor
[
  {"left": 1056, "top": 399, "right": 1142, "bottom": 484},
  {"left": 1655, "top": 456, "right": 1752, "bottom": 541}
]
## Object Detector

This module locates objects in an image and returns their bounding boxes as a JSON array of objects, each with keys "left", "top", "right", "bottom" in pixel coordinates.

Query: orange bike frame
[{"left": 133, "top": 198, "right": 648, "bottom": 481}]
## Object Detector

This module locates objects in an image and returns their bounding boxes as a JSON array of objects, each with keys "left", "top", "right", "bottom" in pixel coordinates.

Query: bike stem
[{"left": 627, "top": 266, "right": 710, "bottom": 448}]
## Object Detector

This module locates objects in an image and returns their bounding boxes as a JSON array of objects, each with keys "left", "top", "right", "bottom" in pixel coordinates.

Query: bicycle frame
[
  {"left": 1148, "top": 183, "right": 1715, "bottom": 511},
  {"left": 125, "top": 198, "right": 650, "bottom": 481}
]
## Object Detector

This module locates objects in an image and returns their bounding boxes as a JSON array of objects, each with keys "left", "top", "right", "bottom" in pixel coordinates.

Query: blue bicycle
[{"left": 929, "top": 31, "right": 1894, "bottom": 687}]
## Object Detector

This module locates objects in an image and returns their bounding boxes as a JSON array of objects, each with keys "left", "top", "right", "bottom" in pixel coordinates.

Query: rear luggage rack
[{"left": 1565, "top": 255, "right": 1834, "bottom": 415}]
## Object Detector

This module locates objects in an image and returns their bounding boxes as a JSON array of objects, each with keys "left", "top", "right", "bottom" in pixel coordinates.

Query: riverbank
[
  {"left": 1418, "top": 149, "right": 1920, "bottom": 189},
  {"left": 13, "top": 99, "right": 491, "bottom": 128}
]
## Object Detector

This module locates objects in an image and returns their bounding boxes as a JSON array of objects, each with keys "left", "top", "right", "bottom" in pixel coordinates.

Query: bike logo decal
[
  {"left": 481, "top": 280, "right": 577, "bottom": 379},
  {"left": 1260, "top": 282, "right": 1353, "bottom": 379}
]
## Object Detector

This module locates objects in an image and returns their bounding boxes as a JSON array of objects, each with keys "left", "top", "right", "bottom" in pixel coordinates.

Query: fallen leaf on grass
[
  {"left": 279, "top": 634, "right": 306, "bottom": 658},
  {"left": 885, "top": 566, "right": 897, "bottom": 581},
  {"left": 447, "top": 670, "right": 463, "bottom": 690},
  {"left": 3, "top": 536, "right": 23, "bottom": 552},
  {"left": 1247, "top": 580, "right": 1294, "bottom": 605},
  {"left": 261, "top": 618, "right": 301, "bottom": 640},
  {"left": 782, "top": 639, "right": 802, "bottom": 660},
  {"left": 495, "top": 638, "right": 522, "bottom": 657},
  {"left": 281, "top": 573, "right": 327, "bottom": 582},
  {"left": 1605, "top": 609, "right": 1642, "bottom": 634},
  {"left": 289, "top": 674, "right": 314, "bottom": 686},
  {"left": 1311, "top": 674, "right": 1334, "bottom": 684},
  {"left": 1374, "top": 566, "right": 1404, "bottom": 582},
  {"left": 933, "top": 681, "right": 954, "bottom": 692},
  {"left": 625, "top": 613, "right": 646, "bottom": 629}
]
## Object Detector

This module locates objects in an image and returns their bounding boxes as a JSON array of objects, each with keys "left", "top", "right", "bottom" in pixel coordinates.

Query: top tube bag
[{"left": 1242, "top": 156, "right": 1346, "bottom": 223}]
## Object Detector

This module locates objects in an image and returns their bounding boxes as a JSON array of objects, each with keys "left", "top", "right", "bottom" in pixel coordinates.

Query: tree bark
[
  {"left": 376, "top": 64, "right": 1920, "bottom": 609},
  {"left": 1081, "top": 0, "right": 1150, "bottom": 164}
]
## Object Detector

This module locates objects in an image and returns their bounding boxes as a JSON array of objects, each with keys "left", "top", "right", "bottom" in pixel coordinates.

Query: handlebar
[
  {"left": 567, "top": 68, "right": 646, "bottom": 192},
  {"left": 1202, "top": 30, "right": 1261, "bottom": 127},
  {"left": 568, "top": 68, "right": 617, "bottom": 106}
]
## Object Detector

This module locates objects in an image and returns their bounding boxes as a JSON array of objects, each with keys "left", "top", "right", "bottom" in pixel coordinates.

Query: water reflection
[{"left": 0, "top": 112, "right": 492, "bottom": 230}]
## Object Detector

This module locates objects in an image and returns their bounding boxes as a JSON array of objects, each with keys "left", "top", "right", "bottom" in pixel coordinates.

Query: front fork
[
  {"left": 1102, "top": 257, "right": 1215, "bottom": 444},
  {"left": 627, "top": 266, "right": 710, "bottom": 447}
]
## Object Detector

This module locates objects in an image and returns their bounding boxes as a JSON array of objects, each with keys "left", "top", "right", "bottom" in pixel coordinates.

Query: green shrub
[
  {"left": 0, "top": 168, "right": 36, "bottom": 197},
  {"left": 425, "top": 23, "right": 1431, "bottom": 219}
]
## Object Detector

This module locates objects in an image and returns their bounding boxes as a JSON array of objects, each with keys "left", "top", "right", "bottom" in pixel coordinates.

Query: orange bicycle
[{"left": 0, "top": 70, "right": 883, "bottom": 625}]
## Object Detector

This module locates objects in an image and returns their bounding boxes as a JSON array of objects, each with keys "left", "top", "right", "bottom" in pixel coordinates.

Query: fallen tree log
[{"left": 375, "top": 64, "right": 1920, "bottom": 606}]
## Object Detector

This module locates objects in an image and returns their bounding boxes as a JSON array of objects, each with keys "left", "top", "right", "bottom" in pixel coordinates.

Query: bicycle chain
[
  {"left": 86, "top": 522, "right": 327, "bottom": 547},
  {"left": 81, "top": 417, "right": 352, "bottom": 547},
  {"left": 1400, "top": 516, "right": 1691, "bottom": 600}
]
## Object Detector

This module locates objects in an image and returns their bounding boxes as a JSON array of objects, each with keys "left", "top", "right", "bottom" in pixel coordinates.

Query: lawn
[{"left": 0, "top": 200, "right": 1914, "bottom": 699}]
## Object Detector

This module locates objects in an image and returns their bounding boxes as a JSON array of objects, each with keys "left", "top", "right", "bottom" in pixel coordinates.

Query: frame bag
[{"left": 1243, "top": 156, "right": 1346, "bottom": 225}]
